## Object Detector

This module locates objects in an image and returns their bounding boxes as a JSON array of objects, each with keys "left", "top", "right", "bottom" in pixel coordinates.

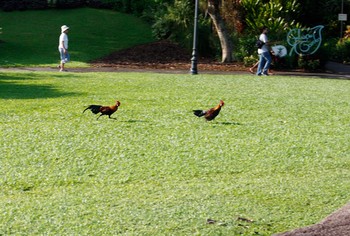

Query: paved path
[{"left": 325, "top": 61, "right": 350, "bottom": 75}]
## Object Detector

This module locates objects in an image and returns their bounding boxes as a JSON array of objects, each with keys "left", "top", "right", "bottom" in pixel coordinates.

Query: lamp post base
[{"left": 190, "top": 50, "right": 198, "bottom": 74}]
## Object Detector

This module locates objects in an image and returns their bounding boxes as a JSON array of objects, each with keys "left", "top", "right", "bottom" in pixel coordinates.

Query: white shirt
[
  {"left": 58, "top": 33, "right": 68, "bottom": 49},
  {"left": 258, "top": 33, "right": 268, "bottom": 54}
]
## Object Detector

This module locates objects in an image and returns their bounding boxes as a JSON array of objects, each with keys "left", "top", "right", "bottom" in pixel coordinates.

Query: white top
[
  {"left": 258, "top": 33, "right": 268, "bottom": 54},
  {"left": 58, "top": 33, "right": 68, "bottom": 49}
]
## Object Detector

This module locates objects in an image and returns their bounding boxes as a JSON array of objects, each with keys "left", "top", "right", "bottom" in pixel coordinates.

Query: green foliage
[
  {"left": 86, "top": 0, "right": 165, "bottom": 16},
  {"left": 243, "top": 55, "right": 258, "bottom": 67},
  {"left": 333, "top": 25, "right": 350, "bottom": 64},
  {"left": 335, "top": 39, "right": 350, "bottom": 64},
  {"left": 323, "top": 27, "right": 350, "bottom": 65},
  {"left": 232, "top": 33, "right": 257, "bottom": 61},
  {"left": 297, "top": 0, "right": 349, "bottom": 36},
  {"left": 321, "top": 38, "right": 338, "bottom": 61},
  {"left": 240, "top": 0, "right": 301, "bottom": 39},
  {"left": 298, "top": 0, "right": 343, "bottom": 26},
  {"left": 152, "top": 0, "right": 214, "bottom": 55},
  {"left": 0, "top": 8, "right": 154, "bottom": 67},
  {"left": 55, "top": 0, "right": 85, "bottom": 9},
  {"left": 152, "top": 0, "right": 193, "bottom": 40},
  {"left": 0, "top": 0, "right": 48, "bottom": 11},
  {"left": 2, "top": 71, "right": 350, "bottom": 234},
  {"left": 234, "top": 0, "right": 303, "bottom": 66},
  {"left": 297, "top": 54, "right": 321, "bottom": 71},
  {"left": 196, "top": 18, "right": 217, "bottom": 57}
]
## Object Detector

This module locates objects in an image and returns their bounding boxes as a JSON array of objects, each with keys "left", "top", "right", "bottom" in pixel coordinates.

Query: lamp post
[
  {"left": 340, "top": 0, "right": 344, "bottom": 38},
  {"left": 190, "top": 0, "right": 199, "bottom": 75}
]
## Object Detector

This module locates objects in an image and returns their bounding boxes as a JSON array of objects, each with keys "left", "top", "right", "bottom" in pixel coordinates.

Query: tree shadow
[{"left": 0, "top": 74, "right": 78, "bottom": 99}]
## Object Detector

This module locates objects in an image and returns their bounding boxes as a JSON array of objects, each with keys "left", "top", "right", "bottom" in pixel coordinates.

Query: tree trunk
[{"left": 207, "top": 0, "right": 233, "bottom": 63}]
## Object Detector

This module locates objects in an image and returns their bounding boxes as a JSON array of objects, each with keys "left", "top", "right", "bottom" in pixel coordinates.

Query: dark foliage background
[{"left": 0, "top": 0, "right": 349, "bottom": 68}]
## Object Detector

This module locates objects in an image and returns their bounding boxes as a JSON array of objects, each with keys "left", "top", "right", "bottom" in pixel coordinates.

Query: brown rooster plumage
[
  {"left": 193, "top": 100, "right": 224, "bottom": 121},
  {"left": 83, "top": 100, "right": 120, "bottom": 120}
]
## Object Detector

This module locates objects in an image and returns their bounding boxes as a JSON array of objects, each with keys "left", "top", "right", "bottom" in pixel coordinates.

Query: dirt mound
[
  {"left": 90, "top": 40, "right": 247, "bottom": 72},
  {"left": 274, "top": 202, "right": 350, "bottom": 236}
]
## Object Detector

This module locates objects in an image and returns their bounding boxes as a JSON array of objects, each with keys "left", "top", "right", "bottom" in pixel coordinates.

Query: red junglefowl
[
  {"left": 193, "top": 100, "right": 224, "bottom": 121},
  {"left": 83, "top": 100, "right": 121, "bottom": 120}
]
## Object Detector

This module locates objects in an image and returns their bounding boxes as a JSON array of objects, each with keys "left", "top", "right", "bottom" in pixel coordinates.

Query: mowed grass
[
  {"left": 0, "top": 8, "right": 154, "bottom": 67},
  {"left": 1, "top": 71, "right": 350, "bottom": 235}
]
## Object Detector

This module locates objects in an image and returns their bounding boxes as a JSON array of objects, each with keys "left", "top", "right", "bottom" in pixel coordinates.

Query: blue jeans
[{"left": 257, "top": 51, "right": 271, "bottom": 75}]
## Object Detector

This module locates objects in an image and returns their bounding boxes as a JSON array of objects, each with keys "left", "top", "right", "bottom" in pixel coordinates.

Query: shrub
[
  {"left": 322, "top": 38, "right": 338, "bottom": 61},
  {"left": 85, "top": 0, "right": 114, "bottom": 9},
  {"left": 232, "top": 33, "right": 256, "bottom": 62},
  {"left": 151, "top": 0, "right": 215, "bottom": 56},
  {"left": 335, "top": 39, "right": 350, "bottom": 64},
  {"left": 323, "top": 35, "right": 350, "bottom": 64},
  {"left": 86, "top": 0, "right": 158, "bottom": 16},
  {"left": 1, "top": 0, "right": 48, "bottom": 11},
  {"left": 297, "top": 54, "right": 321, "bottom": 71},
  {"left": 56, "top": 0, "right": 85, "bottom": 9},
  {"left": 240, "top": 0, "right": 301, "bottom": 37},
  {"left": 243, "top": 55, "right": 257, "bottom": 67}
]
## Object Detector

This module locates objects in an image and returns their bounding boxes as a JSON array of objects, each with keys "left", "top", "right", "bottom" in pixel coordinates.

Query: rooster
[
  {"left": 193, "top": 100, "right": 224, "bottom": 121},
  {"left": 83, "top": 100, "right": 121, "bottom": 120}
]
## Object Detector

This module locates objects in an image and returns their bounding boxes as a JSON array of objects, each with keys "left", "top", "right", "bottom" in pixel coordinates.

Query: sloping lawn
[
  {"left": 1, "top": 71, "right": 350, "bottom": 235},
  {"left": 0, "top": 8, "right": 154, "bottom": 67}
]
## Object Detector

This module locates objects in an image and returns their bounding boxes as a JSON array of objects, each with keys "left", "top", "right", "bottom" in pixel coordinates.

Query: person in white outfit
[
  {"left": 58, "top": 25, "right": 69, "bottom": 72},
  {"left": 256, "top": 26, "right": 272, "bottom": 76}
]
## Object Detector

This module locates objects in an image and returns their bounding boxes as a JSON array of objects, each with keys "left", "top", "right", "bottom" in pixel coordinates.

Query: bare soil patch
[{"left": 274, "top": 202, "right": 350, "bottom": 236}]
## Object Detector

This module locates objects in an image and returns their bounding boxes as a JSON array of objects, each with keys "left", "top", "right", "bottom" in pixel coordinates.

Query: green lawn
[
  {"left": 1, "top": 71, "right": 350, "bottom": 235},
  {"left": 0, "top": 8, "right": 154, "bottom": 67}
]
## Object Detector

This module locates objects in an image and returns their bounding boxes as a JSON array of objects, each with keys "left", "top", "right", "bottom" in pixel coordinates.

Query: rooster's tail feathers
[
  {"left": 83, "top": 105, "right": 102, "bottom": 114},
  {"left": 193, "top": 110, "right": 206, "bottom": 117}
]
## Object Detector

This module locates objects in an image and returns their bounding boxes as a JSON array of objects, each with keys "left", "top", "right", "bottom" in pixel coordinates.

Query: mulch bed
[{"left": 90, "top": 40, "right": 248, "bottom": 72}]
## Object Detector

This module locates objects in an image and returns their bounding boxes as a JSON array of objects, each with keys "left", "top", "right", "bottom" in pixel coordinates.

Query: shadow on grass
[
  {"left": 123, "top": 120, "right": 149, "bottom": 123},
  {"left": 81, "top": 117, "right": 149, "bottom": 123},
  {"left": 0, "top": 74, "right": 78, "bottom": 99},
  {"left": 216, "top": 121, "right": 242, "bottom": 126}
]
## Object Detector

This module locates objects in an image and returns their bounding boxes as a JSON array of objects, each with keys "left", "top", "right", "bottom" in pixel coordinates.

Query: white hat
[{"left": 61, "top": 25, "right": 69, "bottom": 33}]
